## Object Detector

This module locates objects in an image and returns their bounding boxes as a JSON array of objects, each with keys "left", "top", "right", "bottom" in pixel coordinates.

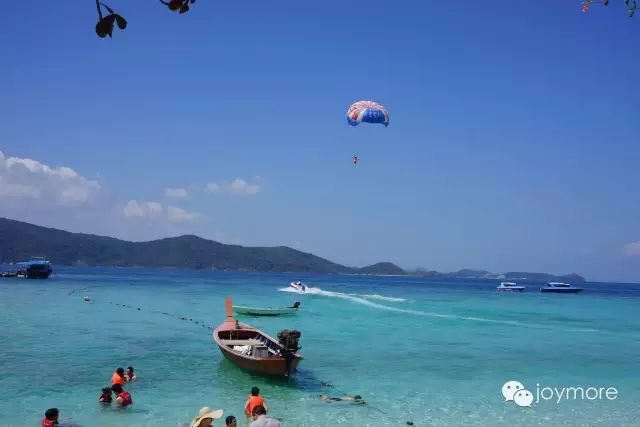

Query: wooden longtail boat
[{"left": 213, "top": 297, "right": 303, "bottom": 376}]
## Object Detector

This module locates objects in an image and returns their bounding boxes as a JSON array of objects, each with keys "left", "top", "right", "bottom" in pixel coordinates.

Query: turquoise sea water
[{"left": 0, "top": 268, "right": 639, "bottom": 427}]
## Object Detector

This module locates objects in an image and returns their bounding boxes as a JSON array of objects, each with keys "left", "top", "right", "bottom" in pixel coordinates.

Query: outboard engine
[
  {"left": 277, "top": 329, "right": 302, "bottom": 352},
  {"left": 278, "top": 329, "right": 302, "bottom": 377}
]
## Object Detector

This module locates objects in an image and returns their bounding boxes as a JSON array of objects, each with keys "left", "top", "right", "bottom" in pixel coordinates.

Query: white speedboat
[
  {"left": 289, "top": 281, "right": 307, "bottom": 292},
  {"left": 496, "top": 282, "right": 525, "bottom": 292},
  {"left": 540, "top": 282, "right": 583, "bottom": 293}
]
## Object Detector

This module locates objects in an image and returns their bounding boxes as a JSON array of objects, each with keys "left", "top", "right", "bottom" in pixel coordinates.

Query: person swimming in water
[
  {"left": 319, "top": 394, "right": 365, "bottom": 404},
  {"left": 98, "top": 387, "right": 112, "bottom": 404},
  {"left": 111, "top": 384, "right": 132, "bottom": 408},
  {"left": 125, "top": 366, "right": 136, "bottom": 381},
  {"left": 41, "top": 408, "right": 59, "bottom": 427}
]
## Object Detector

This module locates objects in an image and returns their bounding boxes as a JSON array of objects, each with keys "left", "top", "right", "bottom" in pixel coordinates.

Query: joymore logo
[
  {"left": 502, "top": 380, "right": 619, "bottom": 408},
  {"left": 502, "top": 380, "right": 534, "bottom": 407}
]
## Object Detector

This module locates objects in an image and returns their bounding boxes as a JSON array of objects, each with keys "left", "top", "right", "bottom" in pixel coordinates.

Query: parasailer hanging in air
[{"left": 346, "top": 100, "right": 389, "bottom": 165}]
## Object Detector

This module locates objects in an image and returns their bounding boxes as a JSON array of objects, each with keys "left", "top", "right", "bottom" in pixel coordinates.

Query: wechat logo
[{"left": 502, "top": 380, "right": 533, "bottom": 408}]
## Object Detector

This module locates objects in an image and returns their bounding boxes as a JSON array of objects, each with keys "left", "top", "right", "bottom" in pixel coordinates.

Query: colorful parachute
[{"left": 347, "top": 101, "right": 389, "bottom": 127}]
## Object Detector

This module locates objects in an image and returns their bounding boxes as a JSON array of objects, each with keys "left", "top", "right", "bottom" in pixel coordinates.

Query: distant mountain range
[
  {"left": 0, "top": 218, "right": 585, "bottom": 281},
  {"left": 0, "top": 218, "right": 401, "bottom": 274},
  {"left": 413, "top": 268, "right": 586, "bottom": 283}
]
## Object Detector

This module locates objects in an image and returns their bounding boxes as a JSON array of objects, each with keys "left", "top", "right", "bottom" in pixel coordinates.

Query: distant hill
[
  {"left": 357, "top": 262, "right": 406, "bottom": 275},
  {"left": 441, "top": 269, "right": 585, "bottom": 283},
  {"left": 447, "top": 269, "right": 492, "bottom": 278},
  {"left": 0, "top": 218, "right": 404, "bottom": 275},
  {"left": 0, "top": 218, "right": 587, "bottom": 281}
]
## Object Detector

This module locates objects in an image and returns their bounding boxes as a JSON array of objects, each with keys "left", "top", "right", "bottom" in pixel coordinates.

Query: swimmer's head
[{"left": 44, "top": 408, "right": 59, "bottom": 421}]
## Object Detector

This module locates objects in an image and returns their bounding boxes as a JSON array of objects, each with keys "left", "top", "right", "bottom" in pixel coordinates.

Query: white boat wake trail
[
  {"left": 279, "top": 286, "right": 504, "bottom": 322},
  {"left": 361, "top": 294, "right": 406, "bottom": 302},
  {"left": 277, "top": 286, "right": 597, "bottom": 331}
]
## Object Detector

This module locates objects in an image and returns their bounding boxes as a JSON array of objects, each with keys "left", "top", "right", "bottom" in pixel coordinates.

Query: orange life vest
[
  {"left": 111, "top": 372, "right": 125, "bottom": 385},
  {"left": 246, "top": 395, "right": 265, "bottom": 416}
]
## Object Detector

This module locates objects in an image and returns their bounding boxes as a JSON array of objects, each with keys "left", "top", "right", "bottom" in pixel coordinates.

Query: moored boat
[
  {"left": 496, "top": 282, "right": 526, "bottom": 292},
  {"left": 18, "top": 257, "right": 52, "bottom": 279},
  {"left": 233, "top": 302, "right": 300, "bottom": 317},
  {"left": 214, "top": 298, "right": 303, "bottom": 377},
  {"left": 540, "top": 282, "right": 583, "bottom": 293}
]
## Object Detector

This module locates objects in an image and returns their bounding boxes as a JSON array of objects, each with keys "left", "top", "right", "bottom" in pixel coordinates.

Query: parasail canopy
[{"left": 346, "top": 100, "right": 389, "bottom": 127}]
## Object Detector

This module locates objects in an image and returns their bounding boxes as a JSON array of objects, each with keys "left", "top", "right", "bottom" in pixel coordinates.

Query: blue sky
[{"left": 1, "top": 1, "right": 639, "bottom": 281}]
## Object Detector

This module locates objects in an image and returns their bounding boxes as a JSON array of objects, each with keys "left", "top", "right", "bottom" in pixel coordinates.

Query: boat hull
[
  {"left": 213, "top": 319, "right": 302, "bottom": 377},
  {"left": 217, "top": 343, "right": 302, "bottom": 376},
  {"left": 26, "top": 268, "right": 52, "bottom": 279},
  {"left": 233, "top": 306, "right": 298, "bottom": 316},
  {"left": 497, "top": 288, "right": 524, "bottom": 292},
  {"left": 540, "top": 288, "right": 582, "bottom": 293}
]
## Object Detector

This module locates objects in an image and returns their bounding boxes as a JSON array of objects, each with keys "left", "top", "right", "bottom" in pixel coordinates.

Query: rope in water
[{"left": 68, "top": 286, "right": 217, "bottom": 331}]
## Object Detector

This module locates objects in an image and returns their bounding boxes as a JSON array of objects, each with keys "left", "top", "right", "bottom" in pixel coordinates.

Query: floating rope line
[{"left": 69, "top": 290, "right": 217, "bottom": 331}]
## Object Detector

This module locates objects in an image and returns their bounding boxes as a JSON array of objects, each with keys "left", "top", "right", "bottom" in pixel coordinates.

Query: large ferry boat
[{"left": 17, "top": 257, "right": 52, "bottom": 279}]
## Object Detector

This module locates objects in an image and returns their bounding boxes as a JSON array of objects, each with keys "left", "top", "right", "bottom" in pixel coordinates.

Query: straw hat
[{"left": 190, "top": 407, "right": 224, "bottom": 427}]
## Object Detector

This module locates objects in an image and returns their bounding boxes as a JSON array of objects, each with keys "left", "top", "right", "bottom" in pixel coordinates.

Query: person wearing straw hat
[{"left": 191, "top": 407, "right": 224, "bottom": 427}]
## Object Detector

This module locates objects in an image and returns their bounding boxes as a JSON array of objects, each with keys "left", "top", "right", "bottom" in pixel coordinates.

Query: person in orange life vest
[
  {"left": 245, "top": 387, "right": 268, "bottom": 416},
  {"left": 41, "top": 408, "right": 59, "bottom": 427},
  {"left": 111, "top": 367, "right": 126, "bottom": 385},
  {"left": 111, "top": 383, "right": 133, "bottom": 407}
]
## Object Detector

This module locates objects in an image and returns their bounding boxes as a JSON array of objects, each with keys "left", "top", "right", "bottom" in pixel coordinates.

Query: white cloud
[
  {"left": 165, "top": 187, "right": 188, "bottom": 198},
  {"left": 205, "top": 178, "right": 261, "bottom": 196},
  {"left": 0, "top": 150, "right": 100, "bottom": 205},
  {"left": 0, "top": 150, "right": 224, "bottom": 243},
  {"left": 623, "top": 241, "right": 640, "bottom": 257},
  {"left": 229, "top": 178, "right": 260, "bottom": 195},
  {"left": 205, "top": 182, "right": 220, "bottom": 193},
  {"left": 123, "top": 200, "right": 163, "bottom": 218},
  {"left": 167, "top": 205, "right": 202, "bottom": 223},
  {"left": 0, "top": 176, "right": 40, "bottom": 198}
]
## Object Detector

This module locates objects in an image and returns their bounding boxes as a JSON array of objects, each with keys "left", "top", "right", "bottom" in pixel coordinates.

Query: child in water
[
  {"left": 98, "top": 387, "right": 112, "bottom": 404},
  {"left": 41, "top": 408, "right": 59, "bottom": 427}
]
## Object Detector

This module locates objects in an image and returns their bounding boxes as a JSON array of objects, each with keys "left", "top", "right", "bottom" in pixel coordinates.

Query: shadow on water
[{"left": 214, "top": 357, "right": 330, "bottom": 393}]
